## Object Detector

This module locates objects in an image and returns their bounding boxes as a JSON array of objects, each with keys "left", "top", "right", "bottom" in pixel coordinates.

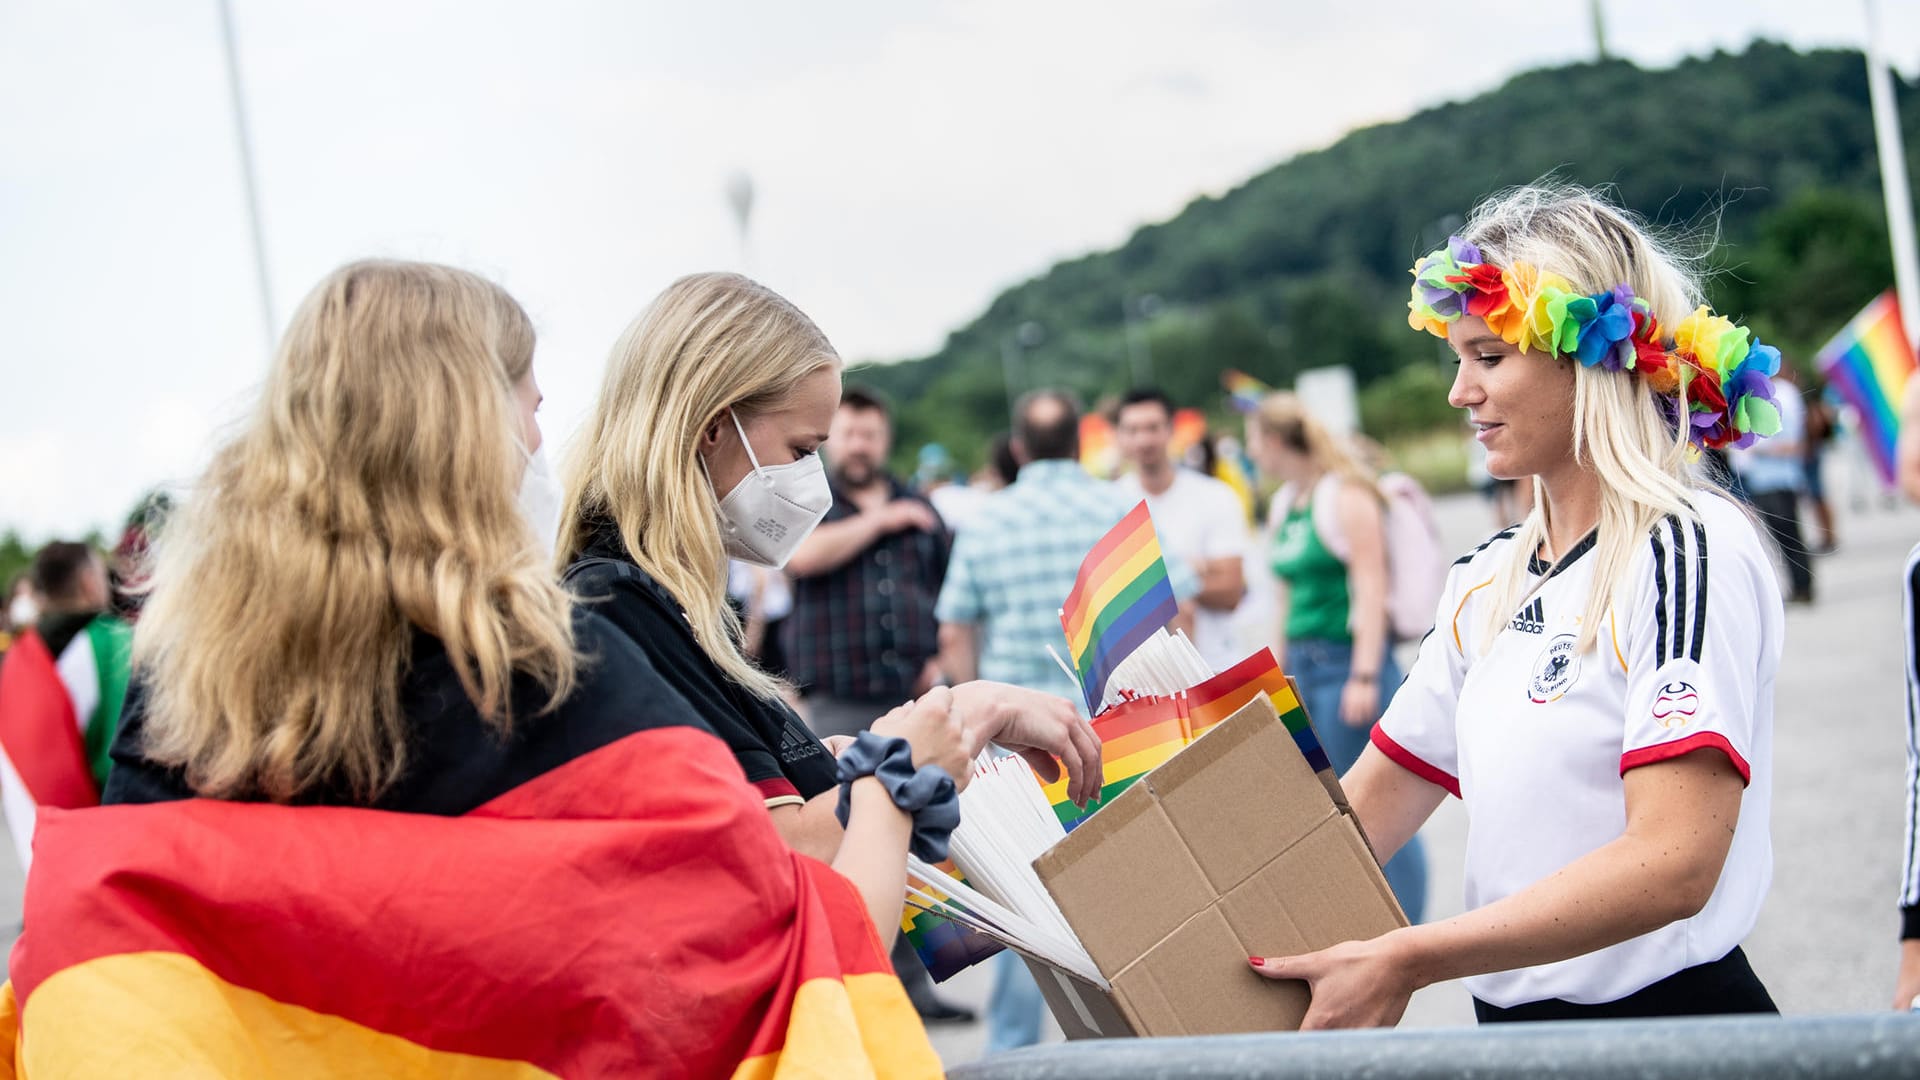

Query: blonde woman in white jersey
[{"left": 1253, "top": 184, "right": 1787, "bottom": 1025}]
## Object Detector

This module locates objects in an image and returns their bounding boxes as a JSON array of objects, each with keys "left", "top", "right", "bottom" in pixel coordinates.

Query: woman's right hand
[{"left": 870, "top": 686, "right": 971, "bottom": 789}]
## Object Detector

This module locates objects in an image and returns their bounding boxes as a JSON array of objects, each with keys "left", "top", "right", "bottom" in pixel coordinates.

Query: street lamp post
[
  {"left": 724, "top": 171, "right": 755, "bottom": 275},
  {"left": 1002, "top": 321, "right": 1045, "bottom": 420},
  {"left": 1122, "top": 294, "right": 1162, "bottom": 387}
]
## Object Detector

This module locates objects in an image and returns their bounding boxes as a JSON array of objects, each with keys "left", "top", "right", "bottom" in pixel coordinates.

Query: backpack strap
[{"left": 1309, "top": 473, "right": 1351, "bottom": 564}]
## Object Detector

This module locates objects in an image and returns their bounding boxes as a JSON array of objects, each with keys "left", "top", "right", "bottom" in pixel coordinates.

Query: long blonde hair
[
  {"left": 1460, "top": 183, "right": 1706, "bottom": 654},
  {"left": 134, "top": 259, "right": 578, "bottom": 802},
  {"left": 1251, "top": 391, "right": 1381, "bottom": 502},
  {"left": 557, "top": 272, "right": 840, "bottom": 702}
]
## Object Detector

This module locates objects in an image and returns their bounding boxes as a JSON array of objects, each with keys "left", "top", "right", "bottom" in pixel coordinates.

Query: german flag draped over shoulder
[{"left": 0, "top": 726, "right": 940, "bottom": 1078}]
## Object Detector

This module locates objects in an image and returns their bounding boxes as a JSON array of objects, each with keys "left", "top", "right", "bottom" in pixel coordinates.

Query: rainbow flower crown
[{"left": 1407, "top": 236, "right": 1782, "bottom": 450}]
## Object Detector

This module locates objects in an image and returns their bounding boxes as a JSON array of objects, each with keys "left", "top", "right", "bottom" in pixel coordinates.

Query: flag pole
[
  {"left": 216, "top": 0, "right": 276, "bottom": 352},
  {"left": 1865, "top": 0, "right": 1920, "bottom": 351}
]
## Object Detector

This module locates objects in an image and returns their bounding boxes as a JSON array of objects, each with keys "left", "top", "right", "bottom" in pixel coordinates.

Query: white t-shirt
[
  {"left": 1117, "top": 468, "right": 1250, "bottom": 672},
  {"left": 1372, "top": 492, "right": 1778, "bottom": 1007}
]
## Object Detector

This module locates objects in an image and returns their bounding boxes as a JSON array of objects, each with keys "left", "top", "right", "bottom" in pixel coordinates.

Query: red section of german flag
[
  {"left": 10, "top": 727, "right": 928, "bottom": 1077},
  {"left": 0, "top": 630, "right": 99, "bottom": 809}
]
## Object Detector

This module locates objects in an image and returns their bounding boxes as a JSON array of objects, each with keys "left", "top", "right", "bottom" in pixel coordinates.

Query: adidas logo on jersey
[{"left": 1510, "top": 597, "right": 1547, "bottom": 635}]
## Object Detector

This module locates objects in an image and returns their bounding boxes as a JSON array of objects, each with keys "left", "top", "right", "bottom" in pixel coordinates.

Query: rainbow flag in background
[
  {"left": 1222, "top": 369, "right": 1271, "bottom": 413},
  {"left": 1815, "top": 290, "right": 1917, "bottom": 486},
  {"left": 1168, "top": 407, "right": 1209, "bottom": 461},
  {"left": 1078, "top": 412, "right": 1118, "bottom": 477},
  {"left": 1060, "top": 501, "right": 1181, "bottom": 713},
  {"left": 900, "top": 862, "right": 1004, "bottom": 982}
]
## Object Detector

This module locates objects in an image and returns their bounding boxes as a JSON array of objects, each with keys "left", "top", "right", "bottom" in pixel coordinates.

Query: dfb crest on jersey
[{"left": 1528, "top": 633, "right": 1581, "bottom": 704}]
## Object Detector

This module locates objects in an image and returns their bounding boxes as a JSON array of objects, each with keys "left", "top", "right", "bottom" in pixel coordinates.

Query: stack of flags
[
  {"left": 1039, "top": 649, "right": 1327, "bottom": 831},
  {"left": 899, "top": 860, "right": 1006, "bottom": 980},
  {"left": 1815, "top": 290, "right": 1917, "bottom": 487},
  {"left": 1048, "top": 504, "right": 1333, "bottom": 824},
  {"left": 910, "top": 503, "right": 1336, "bottom": 984}
]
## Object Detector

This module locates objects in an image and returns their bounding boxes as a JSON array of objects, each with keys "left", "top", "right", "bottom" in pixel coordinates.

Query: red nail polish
[{"left": 1249, "top": 957, "right": 1264, "bottom": 967}]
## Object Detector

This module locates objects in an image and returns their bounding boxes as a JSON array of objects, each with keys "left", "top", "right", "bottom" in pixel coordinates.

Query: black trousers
[
  {"left": 1747, "top": 488, "right": 1813, "bottom": 599},
  {"left": 1474, "top": 946, "right": 1777, "bottom": 1023}
]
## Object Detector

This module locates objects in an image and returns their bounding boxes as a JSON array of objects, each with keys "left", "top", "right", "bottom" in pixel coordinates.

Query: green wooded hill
[{"left": 857, "top": 41, "right": 1914, "bottom": 465}]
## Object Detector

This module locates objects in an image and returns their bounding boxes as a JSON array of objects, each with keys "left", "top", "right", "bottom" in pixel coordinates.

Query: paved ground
[
  {"left": 925, "top": 487, "right": 1920, "bottom": 1067},
  {"left": 0, "top": 487, "right": 1912, "bottom": 1072}
]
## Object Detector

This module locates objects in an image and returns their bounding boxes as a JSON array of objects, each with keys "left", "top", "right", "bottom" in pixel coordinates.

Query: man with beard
[{"left": 787, "top": 386, "right": 950, "bottom": 734}]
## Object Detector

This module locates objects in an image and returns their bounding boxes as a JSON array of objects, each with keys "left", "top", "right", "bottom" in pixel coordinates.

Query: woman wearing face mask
[
  {"left": 27, "top": 261, "right": 943, "bottom": 1075},
  {"left": 557, "top": 273, "right": 1102, "bottom": 866},
  {"left": 1252, "top": 185, "right": 1784, "bottom": 1027}
]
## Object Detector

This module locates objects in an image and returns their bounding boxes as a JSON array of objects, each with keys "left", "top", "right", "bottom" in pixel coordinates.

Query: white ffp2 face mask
[
  {"left": 712, "top": 410, "right": 833, "bottom": 569},
  {"left": 516, "top": 446, "right": 562, "bottom": 560}
]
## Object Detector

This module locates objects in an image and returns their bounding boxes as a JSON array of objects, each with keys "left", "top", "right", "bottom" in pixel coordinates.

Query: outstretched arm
[{"left": 1255, "top": 748, "right": 1744, "bottom": 1028}]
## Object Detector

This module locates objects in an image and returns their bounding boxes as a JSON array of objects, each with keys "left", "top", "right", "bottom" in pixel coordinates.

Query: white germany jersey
[{"left": 1372, "top": 492, "right": 1779, "bottom": 1007}]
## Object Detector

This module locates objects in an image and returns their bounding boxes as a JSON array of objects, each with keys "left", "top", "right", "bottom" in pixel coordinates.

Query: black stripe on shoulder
[
  {"left": 1649, "top": 527, "right": 1671, "bottom": 664},
  {"left": 1689, "top": 519, "right": 1710, "bottom": 663},
  {"left": 1454, "top": 526, "right": 1521, "bottom": 567},
  {"left": 1666, "top": 516, "right": 1689, "bottom": 664}
]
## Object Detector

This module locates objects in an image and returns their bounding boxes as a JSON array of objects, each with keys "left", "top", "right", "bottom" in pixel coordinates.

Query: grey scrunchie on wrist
[{"left": 832, "top": 731, "right": 961, "bottom": 862}]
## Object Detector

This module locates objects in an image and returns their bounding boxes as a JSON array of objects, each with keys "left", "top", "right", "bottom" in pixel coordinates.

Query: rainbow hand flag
[
  {"left": 1060, "top": 502, "right": 1180, "bottom": 713},
  {"left": 1815, "top": 290, "right": 1916, "bottom": 486},
  {"left": 1222, "top": 369, "right": 1271, "bottom": 413}
]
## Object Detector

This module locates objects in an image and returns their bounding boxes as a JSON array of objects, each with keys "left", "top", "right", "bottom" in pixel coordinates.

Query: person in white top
[
  {"left": 1253, "top": 182, "right": 1787, "bottom": 1025},
  {"left": 1114, "top": 388, "right": 1249, "bottom": 673}
]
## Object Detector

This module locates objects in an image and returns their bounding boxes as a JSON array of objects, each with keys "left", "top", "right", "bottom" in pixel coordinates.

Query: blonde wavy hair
[
  {"left": 1458, "top": 183, "right": 1708, "bottom": 655},
  {"left": 556, "top": 273, "right": 840, "bottom": 702},
  {"left": 1250, "top": 391, "right": 1382, "bottom": 502},
  {"left": 134, "top": 259, "right": 578, "bottom": 802}
]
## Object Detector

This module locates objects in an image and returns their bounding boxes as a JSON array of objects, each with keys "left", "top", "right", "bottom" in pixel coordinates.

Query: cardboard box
[{"left": 1026, "top": 692, "right": 1407, "bottom": 1037}]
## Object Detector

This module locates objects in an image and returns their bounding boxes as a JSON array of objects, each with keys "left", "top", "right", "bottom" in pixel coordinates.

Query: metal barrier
[{"left": 946, "top": 1014, "right": 1920, "bottom": 1079}]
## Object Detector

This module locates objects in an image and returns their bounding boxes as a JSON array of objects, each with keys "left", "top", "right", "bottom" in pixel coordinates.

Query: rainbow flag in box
[
  {"left": 1815, "top": 290, "right": 1916, "bottom": 487},
  {"left": 1038, "top": 648, "right": 1329, "bottom": 830}
]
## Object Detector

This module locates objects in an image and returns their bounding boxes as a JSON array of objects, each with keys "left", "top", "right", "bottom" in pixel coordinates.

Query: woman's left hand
[
  {"left": 948, "top": 681, "right": 1103, "bottom": 807},
  {"left": 821, "top": 735, "right": 857, "bottom": 759},
  {"left": 1250, "top": 931, "right": 1417, "bottom": 1029},
  {"left": 1339, "top": 676, "right": 1380, "bottom": 729}
]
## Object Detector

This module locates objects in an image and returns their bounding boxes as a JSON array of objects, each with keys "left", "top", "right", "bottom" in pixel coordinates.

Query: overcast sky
[{"left": 3, "top": 0, "right": 1915, "bottom": 539}]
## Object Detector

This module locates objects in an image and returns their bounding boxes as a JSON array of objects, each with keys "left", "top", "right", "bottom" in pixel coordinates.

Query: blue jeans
[
  {"left": 1288, "top": 637, "right": 1428, "bottom": 923},
  {"left": 985, "top": 950, "right": 1045, "bottom": 1052}
]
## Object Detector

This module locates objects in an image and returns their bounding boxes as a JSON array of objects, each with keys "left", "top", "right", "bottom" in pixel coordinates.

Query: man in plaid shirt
[
  {"left": 786, "top": 386, "right": 951, "bottom": 738},
  {"left": 936, "top": 389, "right": 1196, "bottom": 708},
  {"left": 935, "top": 388, "right": 1196, "bottom": 1053}
]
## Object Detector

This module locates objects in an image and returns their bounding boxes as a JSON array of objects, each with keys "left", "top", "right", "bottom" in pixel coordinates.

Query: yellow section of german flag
[
  {"left": 731, "top": 972, "right": 941, "bottom": 1080},
  {"left": 9, "top": 953, "right": 555, "bottom": 1079}
]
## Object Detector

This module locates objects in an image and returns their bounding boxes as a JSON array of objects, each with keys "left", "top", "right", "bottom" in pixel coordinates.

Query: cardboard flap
[
  {"left": 1218, "top": 814, "right": 1407, "bottom": 962},
  {"left": 1114, "top": 905, "right": 1310, "bottom": 1034},
  {"left": 1148, "top": 695, "right": 1337, "bottom": 894},
  {"left": 1033, "top": 781, "right": 1213, "bottom": 980}
]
